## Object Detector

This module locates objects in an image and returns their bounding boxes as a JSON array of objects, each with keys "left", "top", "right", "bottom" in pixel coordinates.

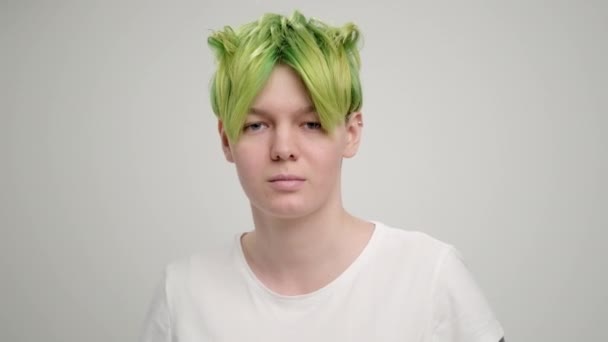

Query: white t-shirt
[{"left": 140, "top": 221, "right": 504, "bottom": 341}]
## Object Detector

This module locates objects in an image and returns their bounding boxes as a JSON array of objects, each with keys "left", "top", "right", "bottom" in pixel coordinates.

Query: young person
[{"left": 140, "top": 11, "right": 505, "bottom": 342}]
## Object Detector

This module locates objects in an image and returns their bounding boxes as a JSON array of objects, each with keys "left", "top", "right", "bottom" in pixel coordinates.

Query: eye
[
  {"left": 243, "top": 122, "right": 268, "bottom": 132},
  {"left": 303, "top": 122, "right": 323, "bottom": 130}
]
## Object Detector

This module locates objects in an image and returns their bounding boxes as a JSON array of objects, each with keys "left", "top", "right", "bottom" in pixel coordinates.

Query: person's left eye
[{"left": 303, "top": 122, "right": 322, "bottom": 130}]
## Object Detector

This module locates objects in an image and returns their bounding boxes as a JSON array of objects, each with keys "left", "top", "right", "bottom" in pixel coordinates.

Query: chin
[{"left": 253, "top": 198, "right": 320, "bottom": 220}]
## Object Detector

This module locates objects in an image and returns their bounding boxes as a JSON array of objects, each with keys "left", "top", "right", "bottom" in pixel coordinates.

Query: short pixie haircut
[{"left": 208, "top": 11, "right": 363, "bottom": 142}]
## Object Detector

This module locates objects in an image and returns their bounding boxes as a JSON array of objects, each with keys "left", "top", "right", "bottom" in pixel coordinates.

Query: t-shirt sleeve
[
  {"left": 431, "top": 246, "right": 505, "bottom": 342},
  {"left": 139, "top": 268, "right": 173, "bottom": 342}
]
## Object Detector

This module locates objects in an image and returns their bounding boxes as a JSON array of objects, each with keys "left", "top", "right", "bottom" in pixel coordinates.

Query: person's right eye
[{"left": 243, "top": 122, "right": 267, "bottom": 132}]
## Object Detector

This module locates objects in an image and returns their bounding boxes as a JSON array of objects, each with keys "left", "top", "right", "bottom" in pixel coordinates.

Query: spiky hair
[{"left": 208, "top": 11, "right": 363, "bottom": 141}]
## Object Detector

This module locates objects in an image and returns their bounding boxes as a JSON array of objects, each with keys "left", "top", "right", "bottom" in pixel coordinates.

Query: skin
[{"left": 218, "top": 64, "right": 374, "bottom": 296}]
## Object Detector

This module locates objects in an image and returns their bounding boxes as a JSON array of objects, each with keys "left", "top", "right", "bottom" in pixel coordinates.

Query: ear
[
  {"left": 343, "top": 111, "right": 363, "bottom": 158},
  {"left": 218, "top": 120, "right": 235, "bottom": 163}
]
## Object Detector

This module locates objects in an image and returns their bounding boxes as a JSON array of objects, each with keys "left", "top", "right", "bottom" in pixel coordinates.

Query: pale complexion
[{"left": 219, "top": 64, "right": 374, "bottom": 296}]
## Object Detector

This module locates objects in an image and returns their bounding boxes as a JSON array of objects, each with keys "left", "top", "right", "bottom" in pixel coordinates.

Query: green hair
[{"left": 208, "top": 11, "right": 363, "bottom": 142}]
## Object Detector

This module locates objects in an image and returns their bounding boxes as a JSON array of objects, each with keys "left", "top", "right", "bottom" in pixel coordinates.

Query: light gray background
[{"left": 2, "top": 1, "right": 606, "bottom": 341}]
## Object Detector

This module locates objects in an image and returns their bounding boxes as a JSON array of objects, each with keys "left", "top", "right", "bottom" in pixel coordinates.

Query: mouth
[
  {"left": 267, "top": 174, "right": 306, "bottom": 191},
  {"left": 268, "top": 174, "right": 306, "bottom": 182}
]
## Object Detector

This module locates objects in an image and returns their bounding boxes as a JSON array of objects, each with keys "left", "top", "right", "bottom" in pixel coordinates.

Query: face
[{"left": 219, "top": 64, "right": 363, "bottom": 219}]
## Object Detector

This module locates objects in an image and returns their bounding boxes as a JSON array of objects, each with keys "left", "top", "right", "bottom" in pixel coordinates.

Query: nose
[{"left": 270, "top": 125, "right": 298, "bottom": 161}]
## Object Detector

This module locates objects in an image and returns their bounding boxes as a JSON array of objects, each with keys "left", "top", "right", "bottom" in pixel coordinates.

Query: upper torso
[{"left": 141, "top": 221, "right": 504, "bottom": 342}]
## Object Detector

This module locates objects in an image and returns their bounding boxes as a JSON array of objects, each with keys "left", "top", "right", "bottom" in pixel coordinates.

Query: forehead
[{"left": 250, "top": 64, "right": 313, "bottom": 114}]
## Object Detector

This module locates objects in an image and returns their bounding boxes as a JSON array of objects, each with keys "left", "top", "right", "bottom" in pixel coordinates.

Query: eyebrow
[{"left": 249, "top": 105, "right": 316, "bottom": 117}]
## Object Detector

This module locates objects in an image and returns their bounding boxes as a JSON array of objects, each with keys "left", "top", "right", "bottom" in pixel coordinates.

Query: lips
[
  {"left": 268, "top": 174, "right": 306, "bottom": 191},
  {"left": 268, "top": 174, "right": 306, "bottom": 182}
]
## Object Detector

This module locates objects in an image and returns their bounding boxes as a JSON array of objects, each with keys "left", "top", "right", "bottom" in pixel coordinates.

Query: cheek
[
  {"left": 307, "top": 143, "right": 344, "bottom": 172},
  {"left": 232, "top": 146, "right": 265, "bottom": 182}
]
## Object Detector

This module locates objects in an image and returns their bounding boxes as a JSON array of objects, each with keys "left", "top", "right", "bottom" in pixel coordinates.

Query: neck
[
  {"left": 241, "top": 201, "right": 373, "bottom": 295},
  {"left": 249, "top": 199, "right": 349, "bottom": 267}
]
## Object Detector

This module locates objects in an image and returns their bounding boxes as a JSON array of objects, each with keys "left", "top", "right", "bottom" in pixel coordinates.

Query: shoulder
[
  {"left": 361, "top": 221, "right": 462, "bottom": 298},
  {"left": 372, "top": 223, "right": 488, "bottom": 304},
  {"left": 373, "top": 221, "right": 450, "bottom": 248},
  {"left": 371, "top": 222, "right": 505, "bottom": 341},
  {"left": 371, "top": 221, "right": 455, "bottom": 267}
]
